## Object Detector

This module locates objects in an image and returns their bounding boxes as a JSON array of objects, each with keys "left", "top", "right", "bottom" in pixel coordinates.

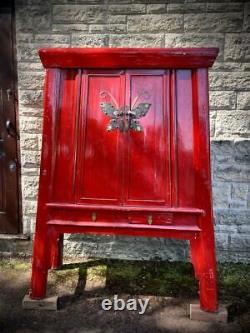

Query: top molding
[{"left": 39, "top": 47, "right": 219, "bottom": 69}]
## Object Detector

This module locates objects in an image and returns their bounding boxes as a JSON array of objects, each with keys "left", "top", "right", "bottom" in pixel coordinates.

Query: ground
[{"left": 0, "top": 258, "right": 250, "bottom": 333}]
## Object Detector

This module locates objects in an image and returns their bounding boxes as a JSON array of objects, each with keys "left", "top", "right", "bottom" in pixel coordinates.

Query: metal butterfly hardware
[{"left": 100, "top": 91, "right": 151, "bottom": 132}]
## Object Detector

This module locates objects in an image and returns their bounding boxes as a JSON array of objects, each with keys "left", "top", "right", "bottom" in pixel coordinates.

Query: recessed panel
[
  {"left": 51, "top": 69, "right": 80, "bottom": 202},
  {"left": 125, "top": 72, "right": 170, "bottom": 205},
  {"left": 175, "top": 70, "right": 195, "bottom": 207},
  {"left": 77, "top": 73, "right": 124, "bottom": 203}
]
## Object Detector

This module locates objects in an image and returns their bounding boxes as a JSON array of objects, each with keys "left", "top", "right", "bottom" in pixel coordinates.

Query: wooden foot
[
  {"left": 22, "top": 294, "right": 58, "bottom": 311},
  {"left": 190, "top": 304, "right": 228, "bottom": 322}
]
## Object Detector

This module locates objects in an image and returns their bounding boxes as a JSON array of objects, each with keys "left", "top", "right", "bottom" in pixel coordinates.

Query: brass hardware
[
  {"left": 147, "top": 215, "right": 153, "bottom": 225},
  {"left": 100, "top": 91, "right": 151, "bottom": 132},
  {"left": 92, "top": 212, "right": 97, "bottom": 222}
]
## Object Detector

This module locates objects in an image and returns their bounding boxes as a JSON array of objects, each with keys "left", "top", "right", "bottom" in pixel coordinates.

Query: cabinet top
[{"left": 39, "top": 47, "right": 219, "bottom": 69}]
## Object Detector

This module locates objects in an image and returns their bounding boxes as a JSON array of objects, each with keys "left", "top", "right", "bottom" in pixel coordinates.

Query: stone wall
[{"left": 15, "top": 0, "right": 250, "bottom": 262}]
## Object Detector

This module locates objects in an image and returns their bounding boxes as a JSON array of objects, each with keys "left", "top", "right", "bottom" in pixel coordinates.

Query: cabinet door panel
[
  {"left": 76, "top": 72, "right": 124, "bottom": 203},
  {"left": 125, "top": 71, "right": 170, "bottom": 205}
]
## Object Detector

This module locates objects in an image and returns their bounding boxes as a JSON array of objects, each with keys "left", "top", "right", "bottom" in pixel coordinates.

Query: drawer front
[
  {"left": 50, "top": 208, "right": 173, "bottom": 225},
  {"left": 128, "top": 213, "right": 173, "bottom": 226}
]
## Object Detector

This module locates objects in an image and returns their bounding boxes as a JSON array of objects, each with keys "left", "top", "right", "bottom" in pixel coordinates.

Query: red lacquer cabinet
[{"left": 30, "top": 48, "right": 219, "bottom": 313}]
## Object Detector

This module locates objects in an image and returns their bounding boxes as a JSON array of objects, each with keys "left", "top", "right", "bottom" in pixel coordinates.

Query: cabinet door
[
  {"left": 76, "top": 71, "right": 125, "bottom": 204},
  {"left": 124, "top": 70, "right": 171, "bottom": 206}
]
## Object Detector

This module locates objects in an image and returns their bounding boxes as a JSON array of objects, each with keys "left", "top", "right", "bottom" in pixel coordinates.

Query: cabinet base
[
  {"left": 22, "top": 294, "right": 58, "bottom": 311},
  {"left": 190, "top": 304, "right": 228, "bottom": 322}
]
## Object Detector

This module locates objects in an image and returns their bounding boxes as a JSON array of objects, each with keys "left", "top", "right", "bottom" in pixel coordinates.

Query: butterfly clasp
[{"left": 100, "top": 101, "right": 151, "bottom": 132}]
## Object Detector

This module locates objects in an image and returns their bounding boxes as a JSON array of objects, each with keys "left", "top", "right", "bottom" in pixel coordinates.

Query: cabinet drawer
[{"left": 128, "top": 213, "right": 173, "bottom": 226}]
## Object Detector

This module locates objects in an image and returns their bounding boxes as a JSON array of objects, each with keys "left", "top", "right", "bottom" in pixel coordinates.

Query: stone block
[
  {"left": 22, "top": 176, "right": 39, "bottom": 200},
  {"left": 168, "top": 3, "right": 206, "bottom": 14},
  {"left": 89, "top": 24, "right": 127, "bottom": 33},
  {"left": 127, "top": 14, "right": 183, "bottom": 33},
  {"left": 215, "top": 111, "right": 250, "bottom": 138},
  {"left": 190, "top": 304, "right": 228, "bottom": 323},
  {"left": 16, "top": 0, "right": 51, "bottom": 6},
  {"left": 18, "top": 62, "right": 43, "bottom": 72},
  {"left": 215, "top": 224, "right": 250, "bottom": 235},
  {"left": 212, "top": 140, "right": 250, "bottom": 182},
  {"left": 231, "top": 183, "right": 249, "bottom": 203},
  {"left": 16, "top": 33, "right": 34, "bottom": 43},
  {"left": 71, "top": 34, "right": 108, "bottom": 47},
  {"left": 224, "top": 34, "right": 250, "bottom": 61},
  {"left": 21, "top": 166, "right": 40, "bottom": 177},
  {"left": 22, "top": 294, "right": 58, "bottom": 311},
  {"left": 19, "top": 72, "right": 44, "bottom": 90},
  {"left": 18, "top": 106, "right": 43, "bottom": 117},
  {"left": 165, "top": 33, "right": 224, "bottom": 60},
  {"left": 210, "top": 72, "right": 250, "bottom": 91},
  {"left": 210, "top": 91, "right": 236, "bottom": 110},
  {"left": 184, "top": 13, "right": 242, "bottom": 33},
  {"left": 19, "top": 117, "right": 43, "bottom": 134},
  {"left": 209, "top": 111, "right": 216, "bottom": 138},
  {"left": 234, "top": 140, "right": 250, "bottom": 163},
  {"left": 108, "top": 15, "right": 127, "bottom": 24},
  {"left": 212, "top": 182, "right": 231, "bottom": 208},
  {"left": 16, "top": 6, "right": 51, "bottom": 32},
  {"left": 108, "top": 4, "right": 145, "bottom": 14},
  {"left": 237, "top": 91, "right": 250, "bottom": 109},
  {"left": 19, "top": 90, "right": 43, "bottom": 107},
  {"left": 20, "top": 134, "right": 40, "bottom": 151},
  {"left": 53, "top": 5, "right": 106, "bottom": 24},
  {"left": 21, "top": 151, "right": 41, "bottom": 169},
  {"left": 17, "top": 43, "right": 69, "bottom": 63},
  {"left": 211, "top": 62, "right": 242, "bottom": 72},
  {"left": 230, "top": 234, "right": 250, "bottom": 250},
  {"left": 52, "top": 23, "right": 89, "bottom": 33},
  {"left": 214, "top": 162, "right": 250, "bottom": 182},
  {"left": 243, "top": 2, "right": 250, "bottom": 32},
  {"left": 215, "top": 233, "right": 229, "bottom": 250},
  {"left": 211, "top": 140, "right": 233, "bottom": 163},
  {"left": 64, "top": 234, "right": 188, "bottom": 261},
  {"left": 207, "top": 3, "right": 243, "bottom": 13},
  {"left": 109, "top": 34, "right": 164, "bottom": 47},
  {"left": 147, "top": 4, "right": 166, "bottom": 14},
  {"left": 23, "top": 200, "right": 37, "bottom": 215},
  {"left": 34, "top": 34, "right": 70, "bottom": 44},
  {"left": 17, "top": 44, "right": 40, "bottom": 62}
]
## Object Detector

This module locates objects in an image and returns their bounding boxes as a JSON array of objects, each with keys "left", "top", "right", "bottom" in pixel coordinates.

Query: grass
[{"left": 0, "top": 258, "right": 250, "bottom": 306}]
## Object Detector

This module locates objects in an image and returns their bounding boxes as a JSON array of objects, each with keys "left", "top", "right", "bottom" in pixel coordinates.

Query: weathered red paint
[{"left": 30, "top": 48, "right": 219, "bottom": 312}]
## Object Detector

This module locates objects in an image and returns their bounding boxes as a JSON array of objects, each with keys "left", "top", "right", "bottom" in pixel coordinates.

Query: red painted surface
[
  {"left": 39, "top": 47, "right": 218, "bottom": 69},
  {"left": 30, "top": 48, "right": 219, "bottom": 313}
]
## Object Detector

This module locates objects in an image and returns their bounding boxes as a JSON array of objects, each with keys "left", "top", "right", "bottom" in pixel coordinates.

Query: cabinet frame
[{"left": 30, "top": 48, "right": 219, "bottom": 313}]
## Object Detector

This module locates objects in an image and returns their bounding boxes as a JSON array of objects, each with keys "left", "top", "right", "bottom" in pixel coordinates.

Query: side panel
[
  {"left": 175, "top": 70, "right": 195, "bottom": 207},
  {"left": 124, "top": 70, "right": 170, "bottom": 206},
  {"left": 76, "top": 71, "right": 124, "bottom": 204},
  {"left": 51, "top": 69, "right": 81, "bottom": 202}
]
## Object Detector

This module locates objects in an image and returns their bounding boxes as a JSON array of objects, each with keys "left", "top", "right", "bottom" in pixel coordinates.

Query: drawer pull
[
  {"left": 92, "top": 212, "right": 97, "bottom": 222},
  {"left": 147, "top": 215, "right": 153, "bottom": 225}
]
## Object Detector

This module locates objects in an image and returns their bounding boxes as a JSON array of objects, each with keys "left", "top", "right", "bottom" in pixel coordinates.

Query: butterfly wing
[
  {"left": 100, "top": 102, "right": 118, "bottom": 118},
  {"left": 132, "top": 103, "right": 151, "bottom": 118},
  {"left": 100, "top": 102, "right": 121, "bottom": 131}
]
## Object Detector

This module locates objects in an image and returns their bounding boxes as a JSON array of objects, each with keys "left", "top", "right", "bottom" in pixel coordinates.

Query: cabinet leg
[
  {"left": 50, "top": 231, "right": 63, "bottom": 269},
  {"left": 190, "top": 236, "right": 218, "bottom": 312},
  {"left": 30, "top": 228, "right": 51, "bottom": 299}
]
